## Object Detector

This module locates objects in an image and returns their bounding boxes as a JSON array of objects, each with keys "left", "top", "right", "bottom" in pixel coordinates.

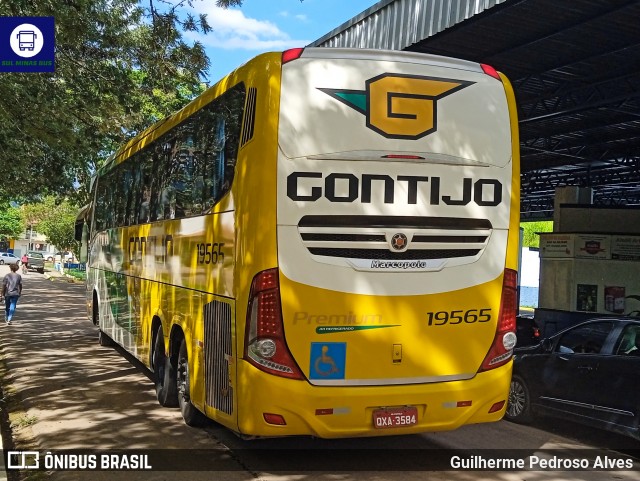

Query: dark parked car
[
  {"left": 516, "top": 315, "right": 541, "bottom": 347},
  {"left": 506, "top": 317, "right": 640, "bottom": 440},
  {"left": 26, "top": 251, "right": 45, "bottom": 273}
]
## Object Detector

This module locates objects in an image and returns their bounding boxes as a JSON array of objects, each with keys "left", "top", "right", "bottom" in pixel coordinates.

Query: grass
[
  {"left": 64, "top": 268, "right": 86, "bottom": 281},
  {"left": 10, "top": 413, "right": 38, "bottom": 429}
]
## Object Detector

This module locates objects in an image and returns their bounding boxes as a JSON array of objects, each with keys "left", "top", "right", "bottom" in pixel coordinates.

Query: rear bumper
[{"left": 235, "top": 361, "right": 512, "bottom": 438}]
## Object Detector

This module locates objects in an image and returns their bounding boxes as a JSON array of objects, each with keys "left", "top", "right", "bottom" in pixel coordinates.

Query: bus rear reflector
[
  {"left": 488, "top": 401, "right": 506, "bottom": 413},
  {"left": 481, "top": 64, "right": 501, "bottom": 81},
  {"left": 263, "top": 413, "right": 287, "bottom": 425},
  {"left": 245, "top": 268, "right": 305, "bottom": 380},
  {"left": 282, "top": 48, "right": 304, "bottom": 64},
  {"left": 480, "top": 269, "right": 517, "bottom": 371}
]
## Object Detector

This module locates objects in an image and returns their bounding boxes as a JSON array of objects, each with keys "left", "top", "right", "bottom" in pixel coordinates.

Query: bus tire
[
  {"left": 153, "top": 331, "right": 178, "bottom": 407},
  {"left": 177, "top": 338, "right": 207, "bottom": 427},
  {"left": 98, "top": 330, "right": 114, "bottom": 347},
  {"left": 92, "top": 292, "right": 99, "bottom": 326},
  {"left": 505, "top": 375, "right": 533, "bottom": 423}
]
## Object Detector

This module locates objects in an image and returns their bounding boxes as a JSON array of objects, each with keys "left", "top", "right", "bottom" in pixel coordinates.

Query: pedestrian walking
[
  {"left": 2, "top": 263, "right": 23, "bottom": 325},
  {"left": 21, "top": 253, "right": 29, "bottom": 274},
  {"left": 54, "top": 252, "right": 62, "bottom": 272}
]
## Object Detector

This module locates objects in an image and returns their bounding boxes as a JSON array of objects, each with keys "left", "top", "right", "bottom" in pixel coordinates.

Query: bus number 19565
[
  {"left": 196, "top": 243, "right": 225, "bottom": 265},
  {"left": 427, "top": 308, "right": 491, "bottom": 326}
]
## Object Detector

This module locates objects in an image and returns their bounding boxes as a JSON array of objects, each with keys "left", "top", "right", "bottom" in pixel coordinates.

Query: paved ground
[{"left": 0, "top": 265, "right": 254, "bottom": 481}]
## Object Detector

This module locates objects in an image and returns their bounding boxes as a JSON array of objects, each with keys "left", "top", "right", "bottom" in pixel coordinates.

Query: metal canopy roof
[{"left": 311, "top": 0, "right": 640, "bottom": 220}]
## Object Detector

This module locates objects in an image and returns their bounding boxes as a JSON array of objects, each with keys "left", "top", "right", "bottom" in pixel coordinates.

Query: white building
[{"left": 11, "top": 227, "right": 57, "bottom": 261}]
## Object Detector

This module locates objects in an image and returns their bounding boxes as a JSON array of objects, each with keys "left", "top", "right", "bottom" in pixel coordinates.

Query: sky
[{"left": 181, "top": 0, "right": 377, "bottom": 84}]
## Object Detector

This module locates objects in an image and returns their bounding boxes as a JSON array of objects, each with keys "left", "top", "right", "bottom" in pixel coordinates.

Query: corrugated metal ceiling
[{"left": 310, "top": 0, "right": 640, "bottom": 220}]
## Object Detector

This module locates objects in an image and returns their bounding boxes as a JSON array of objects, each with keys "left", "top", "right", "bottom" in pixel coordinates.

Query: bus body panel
[
  {"left": 278, "top": 50, "right": 512, "bottom": 169},
  {"left": 235, "top": 359, "right": 511, "bottom": 438},
  {"left": 279, "top": 274, "right": 503, "bottom": 383},
  {"left": 275, "top": 50, "right": 518, "bottom": 387}
]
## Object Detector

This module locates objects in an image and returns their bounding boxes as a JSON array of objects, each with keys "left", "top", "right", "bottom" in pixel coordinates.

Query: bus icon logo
[
  {"left": 1, "top": 17, "right": 54, "bottom": 72},
  {"left": 17, "top": 30, "right": 37, "bottom": 51},
  {"left": 10, "top": 24, "right": 44, "bottom": 57}
]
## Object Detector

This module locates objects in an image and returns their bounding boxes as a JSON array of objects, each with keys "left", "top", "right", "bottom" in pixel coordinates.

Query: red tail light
[
  {"left": 282, "top": 48, "right": 304, "bottom": 64},
  {"left": 244, "top": 268, "right": 305, "bottom": 380},
  {"left": 480, "top": 269, "right": 518, "bottom": 371}
]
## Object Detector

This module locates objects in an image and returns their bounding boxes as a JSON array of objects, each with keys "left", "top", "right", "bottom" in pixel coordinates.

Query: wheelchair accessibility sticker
[{"left": 310, "top": 342, "right": 346, "bottom": 380}]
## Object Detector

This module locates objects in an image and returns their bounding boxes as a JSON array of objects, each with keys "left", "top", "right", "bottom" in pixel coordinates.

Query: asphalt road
[{"left": 0, "top": 265, "right": 638, "bottom": 481}]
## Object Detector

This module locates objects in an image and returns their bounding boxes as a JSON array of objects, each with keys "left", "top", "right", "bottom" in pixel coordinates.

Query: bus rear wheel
[
  {"left": 153, "top": 331, "right": 178, "bottom": 407},
  {"left": 177, "top": 339, "right": 207, "bottom": 427},
  {"left": 98, "top": 330, "right": 113, "bottom": 347}
]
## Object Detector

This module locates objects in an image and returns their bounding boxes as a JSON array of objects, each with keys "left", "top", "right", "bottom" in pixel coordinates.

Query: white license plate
[{"left": 373, "top": 406, "right": 418, "bottom": 429}]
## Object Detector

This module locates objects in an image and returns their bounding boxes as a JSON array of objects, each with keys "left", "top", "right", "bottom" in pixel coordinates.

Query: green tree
[
  {"left": 0, "top": 203, "right": 25, "bottom": 242},
  {"left": 37, "top": 199, "right": 80, "bottom": 255},
  {"left": 521, "top": 221, "right": 553, "bottom": 247},
  {"left": 0, "top": 0, "right": 248, "bottom": 203},
  {"left": 0, "top": 0, "right": 260, "bottom": 204},
  {"left": 20, "top": 197, "right": 59, "bottom": 248}
]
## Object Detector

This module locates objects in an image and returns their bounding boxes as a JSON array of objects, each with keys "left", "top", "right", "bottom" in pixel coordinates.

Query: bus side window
[
  {"left": 138, "top": 151, "right": 152, "bottom": 224},
  {"left": 151, "top": 140, "right": 174, "bottom": 221},
  {"left": 171, "top": 131, "right": 196, "bottom": 218}
]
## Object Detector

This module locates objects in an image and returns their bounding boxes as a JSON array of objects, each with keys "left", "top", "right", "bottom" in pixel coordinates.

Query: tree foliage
[
  {"left": 19, "top": 197, "right": 80, "bottom": 253},
  {"left": 37, "top": 199, "right": 80, "bottom": 253},
  {"left": 0, "top": 203, "right": 25, "bottom": 241},
  {"left": 0, "top": 0, "right": 246, "bottom": 204},
  {"left": 21, "top": 199, "right": 52, "bottom": 232},
  {"left": 521, "top": 221, "right": 553, "bottom": 247}
]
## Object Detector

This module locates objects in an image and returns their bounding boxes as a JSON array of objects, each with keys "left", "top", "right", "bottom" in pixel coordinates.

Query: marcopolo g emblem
[
  {"left": 390, "top": 233, "right": 409, "bottom": 251},
  {"left": 319, "top": 73, "right": 473, "bottom": 140}
]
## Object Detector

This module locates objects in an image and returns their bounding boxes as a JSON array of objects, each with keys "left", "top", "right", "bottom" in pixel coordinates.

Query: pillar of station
[{"left": 553, "top": 186, "right": 593, "bottom": 232}]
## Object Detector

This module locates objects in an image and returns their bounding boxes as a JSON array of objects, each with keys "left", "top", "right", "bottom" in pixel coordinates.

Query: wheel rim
[
  {"left": 177, "top": 349, "right": 189, "bottom": 405},
  {"left": 507, "top": 379, "right": 526, "bottom": 418}
]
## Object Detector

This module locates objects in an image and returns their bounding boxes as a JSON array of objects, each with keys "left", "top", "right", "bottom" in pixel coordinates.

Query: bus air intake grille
[
  {"left": 204, "top": 300, "right": 233, "bottom": 415},
  {"left": 298, "top": 215, "right": 491, "bottom": 262},
  {"left": 307, "top": 248, "right": 480, "bottom": 260},
  {"left": 240, "top": 87, "right": 257, "bottom": 146}
]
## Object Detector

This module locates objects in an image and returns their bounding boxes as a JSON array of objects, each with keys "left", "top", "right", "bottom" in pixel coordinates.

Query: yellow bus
[{"left": 78, "top": 47, "right": 520, "bottom": 438}]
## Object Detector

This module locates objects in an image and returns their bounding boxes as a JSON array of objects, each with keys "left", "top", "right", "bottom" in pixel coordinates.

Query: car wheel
[
  {"left": 177, "top": 338, "right": 208, "bottom": 427},
  {"left": 38, "top": 268, "right": 44, "bottom": 274},
  {"left": 506, "top": 375, "right": 534, "bottom": 423},
  {"left": 0, "top": 260, "right": 4, "bottom": 265}
]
